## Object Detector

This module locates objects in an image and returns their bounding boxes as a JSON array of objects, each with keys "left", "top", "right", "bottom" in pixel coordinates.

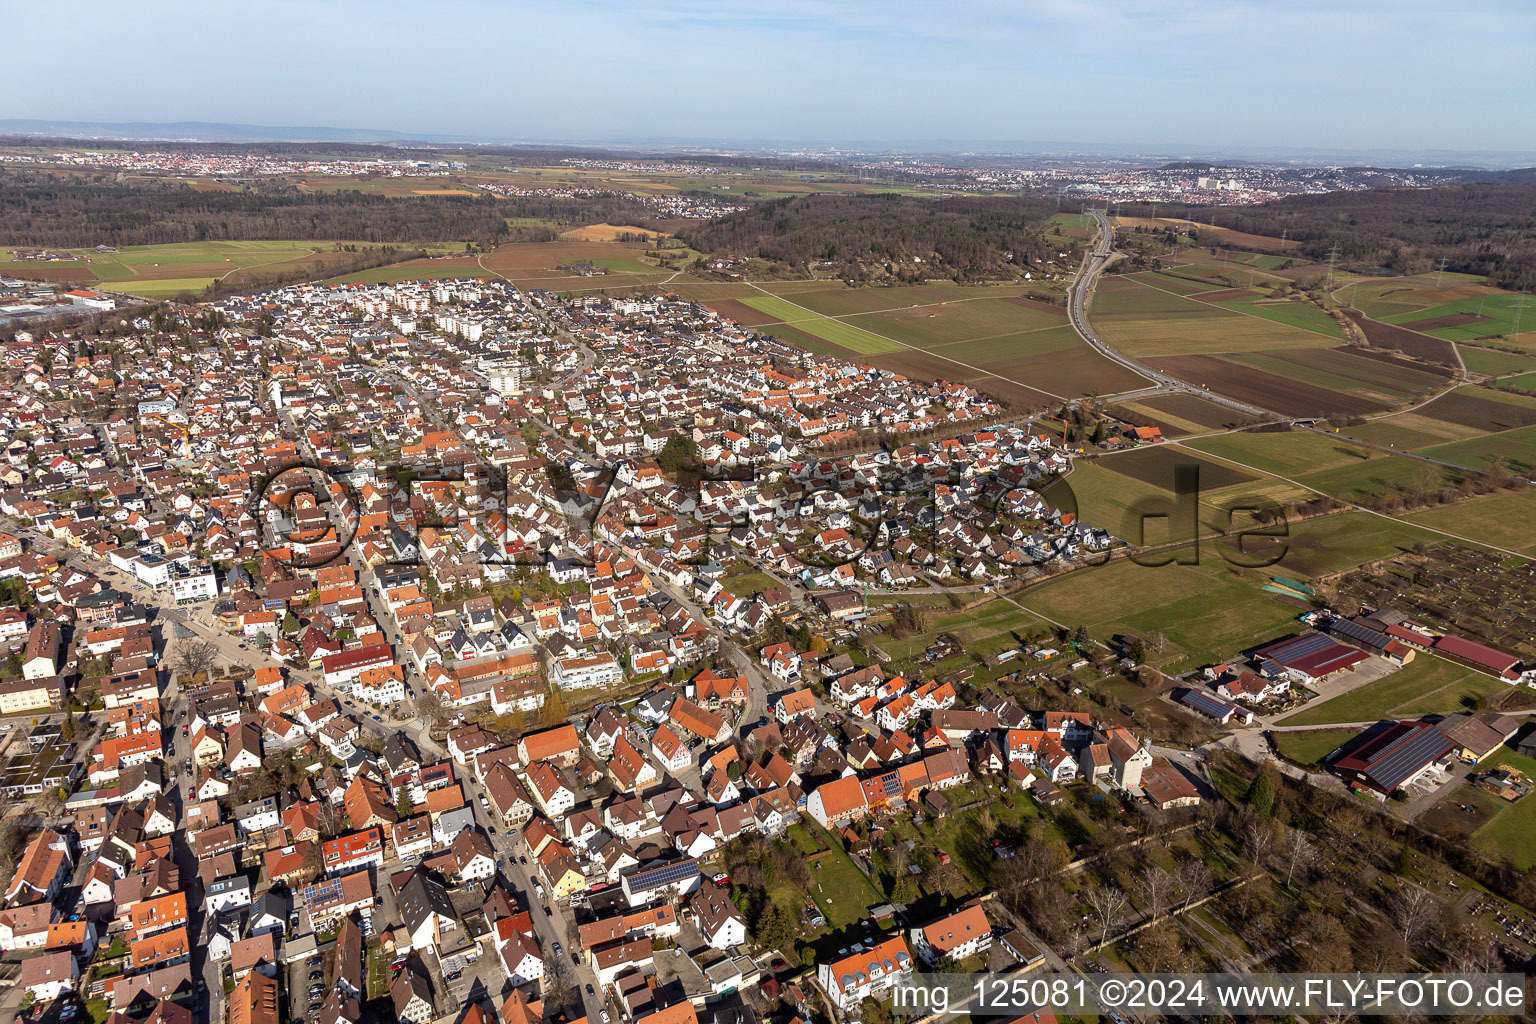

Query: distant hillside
[
  {"left": 1149, "top": 182, "right": 1536, "bottom": 289},
  {"left": 677, "top": 193, "right": 1060, "bottom": 282}
]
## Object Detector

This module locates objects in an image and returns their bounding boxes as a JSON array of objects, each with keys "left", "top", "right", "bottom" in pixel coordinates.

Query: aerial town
[{"left": 0, "top": 242, "right": 1531, "bottom": 1024}]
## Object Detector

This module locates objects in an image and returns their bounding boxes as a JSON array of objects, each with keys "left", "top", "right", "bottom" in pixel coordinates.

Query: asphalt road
[{"left": 1065, "top": 210, "right": 1270, "bottom": 420}]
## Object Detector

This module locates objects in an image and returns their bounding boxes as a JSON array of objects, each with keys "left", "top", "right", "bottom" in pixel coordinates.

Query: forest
[
  {"left": 1148, "top": 182, "right": 1536, "bottom": 289},
  {"left": 677, "top": 193, "right": 1060, "bottom": 281},
  {"left": 0, "top": 170, "right": 664, "bottom": 249}
]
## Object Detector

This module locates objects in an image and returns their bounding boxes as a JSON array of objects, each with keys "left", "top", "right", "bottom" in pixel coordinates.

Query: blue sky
[{"left": 9, "top": 0, "right": 1535, "bottom": 158}]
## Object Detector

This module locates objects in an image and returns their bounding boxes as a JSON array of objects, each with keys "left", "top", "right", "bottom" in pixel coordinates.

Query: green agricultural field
[
  {"left": 1496, "top": 371, "right": 1536, "bottom": 390},
  {"left": 1215, "top": 296, "right": 1345, "bottom": 339},
  {"left": 740, "top": 294, "right": 823, "bottom": 323},
  {"left": 1470, "top": 749, "right": 1536, "bottom": 869},
  {"left": 1384, "top": 292, "right": 1536, "bottom": 343},
  {"left": 1276, "top": 657, "right": 1484, "bottom": 727},
  {"left": 1218, "top": 510, "right": 1446, "bottom": 579},
  {"left": 1461, "top": 346, "right": 1536, "bottom": 377},
  {"left": 1092, "top": 277, "right": 1221, "bottom": 316},
  {"left": 790, "top": 317, "right": 907, "bottom": 355},
  {"left": 1018, "top": 556, "right": 1303, "bottom": 672},
  {"left": 1415, "top": 424, "right": 1536, "bottom": 473},
  {"left": 756, "top": 281, "right": 968, "bottom": 316},
  {"left": 1295, "top": 453, "right": 1465, "bottom": 501},
  {"left": 1345, "top": 413, "right": 1489, "bottom": 451},
  {"left": 1336, "top": 272, "right": 1487, "bottom": 320},
  {"left": 845, "top": 297, "right": 1065, "bottom": 348},
  {"left": 1049, "top": 461, "right": 1310, "bottom": 545},
  {"left": 577, "top": 256, "right": 658, "bottom": 274},
  {"left": 1094, "top": 312, "right": 1337, "bottom": 357},
  {"left": 320, "top": 264, "right": 488, "bottom": 286},
  {"left": 1185, "top": 430, "right": 1375, "bottom": 478},
  {"left": 740, "top": 295, "right": 907, "bottom": 354},
  {"left": 923, "top": 325, "right": 1078, "bottom": 363},
  {"left": 1403, "top": 489, "right": 1536, "bottom": 554},
  {"left": 1274, "top": 728, "right": 1357, "bottom": 765},
  {"left": 1132, "top": 271, "right": 1218, "bottom": 295}
]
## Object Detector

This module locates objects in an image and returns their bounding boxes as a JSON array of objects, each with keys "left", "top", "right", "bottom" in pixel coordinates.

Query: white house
[{"left": 911, "top": 903, "right": 992, "bottom": 965}]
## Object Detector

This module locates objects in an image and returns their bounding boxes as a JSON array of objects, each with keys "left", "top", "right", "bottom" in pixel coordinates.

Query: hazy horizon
[{"left": 9, "top": 0, "right": 1535, "bottom": 162}]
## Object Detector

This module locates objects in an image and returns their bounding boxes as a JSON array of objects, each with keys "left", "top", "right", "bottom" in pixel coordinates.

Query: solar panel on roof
[
  {"left": 1180, "top": 691, "right": 1235, "bottom": 718},
  {"left": 630, "top": 859, "right": 699, "bottom": 889},
  {"left": 1262, "top": 633, "right": 1335, "bottom": 662},
  {"left": 1330, "top": 618, "right": 1391, "bottom": 649},
  {"left": 1369, "top": 725, "right": 1454, "bottom": 791}
]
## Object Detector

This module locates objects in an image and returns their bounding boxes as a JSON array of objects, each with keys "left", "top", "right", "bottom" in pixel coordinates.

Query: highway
[{"left": 1065, "top": 210, "right": 1270, "bottom": 419}]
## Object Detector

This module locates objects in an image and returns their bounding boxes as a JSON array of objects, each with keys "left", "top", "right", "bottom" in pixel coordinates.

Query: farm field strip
[
  {"left": 1221, "top": 351, "right": 1421, "bottom": 402},
  {"left": 739, "top": 284, "right": 1095, "bottom": 396},
  {"left": 1144, "top": 355, "right": 1388, "bottom": 416},
  {"left": 1126, "top": 274, "right": 1345, "bottom": 342},
  {"left": 1384, "top": 292, "right": 1536, "bottom": 342},
  {"left": 1184, "top": 430, "right": 1377, "bottom": 477},
  {"left": 1403, "top": 489, "right": 1536, "bottom": 555},
  {"left": 1414, "top": 423, "right": 1536, "bottom": 472}
]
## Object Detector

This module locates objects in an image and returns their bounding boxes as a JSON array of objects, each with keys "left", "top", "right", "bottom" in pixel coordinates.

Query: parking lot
[{"left": 286, "top": 950, "right": 330, "bottom": 1021}]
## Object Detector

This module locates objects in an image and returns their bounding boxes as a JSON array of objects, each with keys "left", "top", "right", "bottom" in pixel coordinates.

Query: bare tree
[
  {"left": 1388, "top": 884, "right": 1440, "bottom": 948},
  {"left": 1242, "top": 820, "right": 1276, "bottom": 867},
  {"left": 1135, "top": 864, "right": 1176, "bottom": 921},
  {"left": 1083, "top": 884, "right": 1130, "bottom": 949},
  {"left": 1283, "top": 827, "right": 1317, "bottom": 888},
  {"left": 1175, "top": 856, "right": 1213, "bottom": 911},
  {"left": 414, "top": 690, "right": 449, "bottom": 727},
  {"left": 172, "top": 638, "right": 219, "bottom": 680},
  {"left": 1061, "top": 924, "right": 1092, "bottom": 961},
  {"left": 314, "top": 800, "right": 349, "bottom": 840}
]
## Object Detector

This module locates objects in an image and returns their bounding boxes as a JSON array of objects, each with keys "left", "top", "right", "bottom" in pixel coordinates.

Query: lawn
[
  {"left": 1276, "top": 657, "right": 1483, "bottom": 726},
  {"left": 1273, "top": 728, "right": 1358, "bottom": 765},
  {"left": 1391, "top": 671, "right": 1511, "bottom": 717},
  {"left": 719, "top": 570, "right": 780, "bottom": 597},
  {"left": 787, "top": 822, "right": 886, "bottom": 934},
  {"left": 1470, "top": 749, "right": 1536, "bottom": 868},
  {"left": 877, "top": 598, "right": 1045, "bottom": 671}
]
